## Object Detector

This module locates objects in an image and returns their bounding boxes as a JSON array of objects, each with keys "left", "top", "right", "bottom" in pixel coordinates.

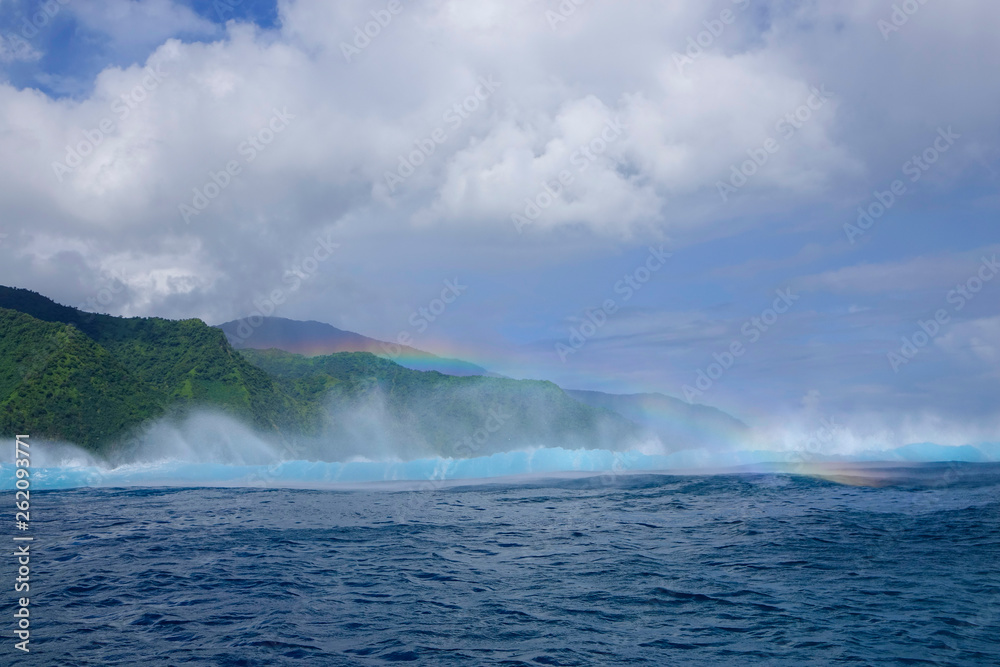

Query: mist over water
[{"left": 6, "top": 404, "right": 999, "bottom": 491}]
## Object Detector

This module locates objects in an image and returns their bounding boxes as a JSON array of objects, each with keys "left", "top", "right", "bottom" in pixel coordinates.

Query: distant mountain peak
[
  {"left": 565, "top": 388, "right": 749, "bottom": 452},
  {"left": 215, "top": 316, "right": 495, "bottom": 378}
]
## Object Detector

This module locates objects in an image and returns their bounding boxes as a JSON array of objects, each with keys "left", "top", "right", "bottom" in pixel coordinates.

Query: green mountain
[
  {"left": 239, "top": 348, "right": 641, "bottom": 458},
  {"left": 0, "top": 286, "right": 304, "bottom": 452},
  {"left": 0, "top": 286, "right": 644, "bottom": 457},
  {"left": 0, "top": 308, "right": 162, "bottom": 450}
]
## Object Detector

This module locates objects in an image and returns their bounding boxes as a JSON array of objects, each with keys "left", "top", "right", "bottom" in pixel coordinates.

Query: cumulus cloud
[
  {"left": 70, "top": 0, "right": 218, "bottom": 53},
  {"left": 0, "top": 0, "right": 996, "bottom": 311}
]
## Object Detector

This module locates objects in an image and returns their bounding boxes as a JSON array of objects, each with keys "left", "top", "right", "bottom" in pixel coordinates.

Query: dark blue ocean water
[{"left": 10, "top": 465, "right": 1000, "bottom": 665}]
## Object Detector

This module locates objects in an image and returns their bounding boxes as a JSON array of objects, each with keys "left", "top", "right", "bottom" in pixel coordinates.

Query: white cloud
[
  {"left": 0, "top": 0, "right": 997, "bottom": 331},
  {"left": 797, "top": 245, "right": 1000, "bottom": 295},
  {"left": 69, "top": 0, "right": 217, "bottom": 54},
  {"left": 0, "top": 32, "right": 40, "bottom": 63}
]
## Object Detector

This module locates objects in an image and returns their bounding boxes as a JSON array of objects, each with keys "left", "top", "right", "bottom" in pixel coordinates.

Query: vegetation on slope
[
  {"left": 0, "top": 286, "right": 645, "bottom": 458},
  {"left": 240, "top": 349, "right": 642, "bottom": 457},
  {"left": 0, "top": 287, "right": 304, "bottom": 452},
  {"left": 0, "top": 308, "right": 163, "bottom": 450}
]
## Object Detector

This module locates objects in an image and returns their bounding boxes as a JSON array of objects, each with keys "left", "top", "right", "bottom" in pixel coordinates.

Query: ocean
[{"left": 10, "top": 464, "right": 1000, "bottom": 665}]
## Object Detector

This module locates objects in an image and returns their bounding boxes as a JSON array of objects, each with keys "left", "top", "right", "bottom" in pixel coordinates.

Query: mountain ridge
[
  {"left": 565, "top": 389, "right": 749, "bottom": 452},
  {"left": 217, "top": 316, "right": 496, "bottom": 377},
  {"left": 0, "top": 286, "right": 661, "bottom": 457}
]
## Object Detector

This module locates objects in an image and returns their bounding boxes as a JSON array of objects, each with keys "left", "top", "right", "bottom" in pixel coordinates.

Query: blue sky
[
  {"left": 0, "top": 0, "right": 998, "bottom": 451},
  {"left": 0, "top": 1, "right": 278, "bottom": 97}
]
